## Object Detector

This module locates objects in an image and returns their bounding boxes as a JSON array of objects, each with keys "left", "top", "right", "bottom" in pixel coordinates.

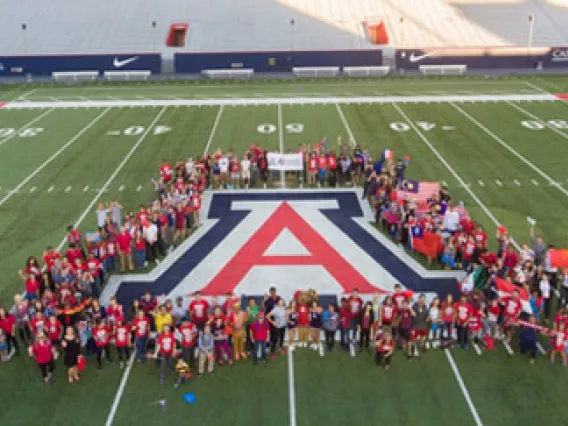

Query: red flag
[
  {"left": 493, "top": 277, "right": 531, "bottom": 313},
  {"left": 412, "top": 230, "right": 440, "bottom": 258},
  {"left": 548, "top": 249, "right": 568, "bottom": 268}
]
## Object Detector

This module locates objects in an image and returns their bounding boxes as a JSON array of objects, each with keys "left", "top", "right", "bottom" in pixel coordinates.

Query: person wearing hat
[
  {"left": 250, "top": 312, "right": 270, "bottom": 365},
  {"left": 263, "top": 287, "right": 280, "bottom": 314}
]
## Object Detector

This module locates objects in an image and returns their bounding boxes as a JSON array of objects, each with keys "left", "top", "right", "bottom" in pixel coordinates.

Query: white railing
[
  {"left": 419, "top": 65, "right": 467, "bottom": 76},
  {"left": 343, "top": 66, "right": 390, "bottom": 77},
  {"left": 103, "top": 71, "right": 152, "bottom": 81},
  {"left": 201, "top": 69, "right": 254, "bottom": 79},
  {"left": 52, "top": 71, "right": 99, "bottom": 83},
  {"left": 292, "top": 67, "right": 340, "bottom": 78}
]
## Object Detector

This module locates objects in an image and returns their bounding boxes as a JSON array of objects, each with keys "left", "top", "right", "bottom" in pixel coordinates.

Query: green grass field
[{"left": 1, "top": 75, "right": 568, "bottom": 426}]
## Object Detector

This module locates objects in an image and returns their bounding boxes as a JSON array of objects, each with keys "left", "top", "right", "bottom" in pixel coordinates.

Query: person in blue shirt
[
  {"left": 322, "top": 304, "right": 339, "bottom": 352},
  {"left": 519, "top": 315, "right": 538, "bottom": 364}
]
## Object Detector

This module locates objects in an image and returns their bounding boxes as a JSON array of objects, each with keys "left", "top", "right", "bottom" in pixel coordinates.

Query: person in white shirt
[
  {"left": 519, "top": 244, "right": 535, "bottom": 264},
  {"left": 241, "top": 155, "right": 251, "bottom": 188},
  {"left": 442, "top": 207, "right": 460, "bottom": 238},
  {"left": 144, "top": 221, "right": 160, "bottom": 264},
  {"left": 539, "top": 273, "right": 551, "bottom": 320},
  {"left": 218, "top": 156, "right": 229, "bottom": 189},
  {"left": 96, "top": 203, "right": 110, "bottom": 229},
  {"left": 185, "top": 158, "right": 194, "bottom": 176}
]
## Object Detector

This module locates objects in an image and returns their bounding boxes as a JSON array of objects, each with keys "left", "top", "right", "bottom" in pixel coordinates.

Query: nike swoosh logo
[
  {"left": 408, "top": 52, "right": 438, "bottom": 63},
  {"left": 113, "top": 56, "right": 139, "bottom": 68}
]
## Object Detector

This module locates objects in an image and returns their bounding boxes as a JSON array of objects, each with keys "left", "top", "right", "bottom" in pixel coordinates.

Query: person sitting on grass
[
  {"left": 174, "top": 358, "right": 191, "bottom": 389},
  {"left": 375, "top": 332, "right": 394, "bottom": 371}
]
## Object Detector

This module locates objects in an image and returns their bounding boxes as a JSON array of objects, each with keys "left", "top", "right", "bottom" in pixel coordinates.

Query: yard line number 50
[{"left": 257, "top": 123, "right": 304, "bottom": 134}]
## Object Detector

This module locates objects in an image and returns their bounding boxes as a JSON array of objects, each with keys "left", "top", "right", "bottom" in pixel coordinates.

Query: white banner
[{"left": 267, "top": 152, "right": 304, "bottom": 171}]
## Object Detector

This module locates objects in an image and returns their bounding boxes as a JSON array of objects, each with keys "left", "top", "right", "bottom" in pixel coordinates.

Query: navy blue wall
[
  {"left": 0, "top": 53, "right": 161, "bottom": 76},
  {"left": 174, "top": 49, "right": 383, "bottom": 73},
  {"left": 396, "top": 47, "right": 568, "bottom": 70}
]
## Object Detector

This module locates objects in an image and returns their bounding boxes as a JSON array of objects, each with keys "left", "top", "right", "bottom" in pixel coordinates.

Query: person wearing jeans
[
  {"left": 250, "top": 313, "right": 270, "bottom": 365},
  {"left": 322, "top": 304, "right": 339, "bottom": 352},
  {"left": 156, "top": 325, "right": 175, "bottom": 383},
  {"left": 131, "top": 310, "right": 150, "bottom": 363},
  {"left": 134, "top": 232, "right": 146, "bottom": 271}
]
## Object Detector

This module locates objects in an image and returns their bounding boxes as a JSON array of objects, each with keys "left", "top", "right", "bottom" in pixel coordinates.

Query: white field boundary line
[
  {"left": 0, "top": 84, "right": 24, "bottom": 101},
  {"left": 104, "top": 351, "right": 136, "bottom": 426},
  {"left": 15, "top": 88, "right": 37, "bottom": 101},
  {"left": 450, "top": 102, "right": 568, "bottom": 199},
  {"left": 507, "top": 101, "right": 568, "bottom": 140},
  {"left": 335, "top": 104, "right": 357, "bottom": 147},
  {"left": 444, "top": 349, "right": 484, "bottom": 426},
  {"left": 0, "top": 93, "right": 559, "bottom": 109},
  {"left": 0, "top": 108, "right": 54, "bottom": 147},
  {"left": 0, "top": 108, "right": 111, "bottom": 208},
  {"left": 392, "top": 102, "right": 519, "bottom": 250},
  {"left": 202, "top": 105, "right": 224, "bottom": 156},
  {"left": 288, "top": 346, "right": 297, "bottom": 426}
]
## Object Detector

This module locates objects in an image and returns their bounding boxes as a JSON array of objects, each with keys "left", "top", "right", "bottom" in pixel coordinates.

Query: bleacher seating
[{"left": 1, "top": 0, "right": 567, "bottom": 54}]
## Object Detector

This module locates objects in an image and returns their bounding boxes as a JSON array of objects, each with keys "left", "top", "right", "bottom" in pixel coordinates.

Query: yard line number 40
[
  {"left": 257, "top": 123, "right": 304, "bottom": 134},
  {"left": 521, "top": 120, "right": 568, "bottom": 130}
]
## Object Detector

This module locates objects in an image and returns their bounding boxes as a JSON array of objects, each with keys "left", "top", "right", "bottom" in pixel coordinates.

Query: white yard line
[
  {"left": 0, "top": 108, "right": 110, "bottom": 208},
  {"left": 450, "top": 102, "right": 568, "bottom": 199},
  {"left": 15, "top": 88, "right": 37, "bottom": 101},
  {"left": 0, "top": 108, "right": 53, "bottom": 147},
  {"left": 0, "top": 85, "right": 23, "bottom": 100},
  {"left": 202, "top": 105, "right": 224, "bottom": 156},
  {"left": 522, "top": 80, "right": 551, "bottom": 94},
  {"left": 104, "top": 352, "right": 136, "bottom": 426},
  {"left": 278, "top": 104, "right": 285, "bottom": 187},
  {"left": 287, "top": 347, "right": 297, "bottom": 426},
  {"left": 335, "top": 104, "right": 357, "bottom": 147},
  {"left": 507, "top": 101, "right": 568, "bottom": 140},
  {"left": 53, "top": 106, "right": 167, "bottom": 253},
  {"left": 391, "top": 103, "right": 520, "bottom": 249},
  {"left": 444, "top": 349, "right": 484, "bottom": 426}
]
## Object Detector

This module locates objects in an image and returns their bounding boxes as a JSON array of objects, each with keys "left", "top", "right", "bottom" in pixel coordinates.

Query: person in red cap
[{"left": 250, "top": 312, "right": 270, "bottom": 365}]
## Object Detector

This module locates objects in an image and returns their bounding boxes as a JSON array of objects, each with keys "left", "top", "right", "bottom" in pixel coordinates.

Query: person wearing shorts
[
  {"left": 287, "top": 300, "right": 298, "bottom": 350},
  {"left": 412, "top": 294, "right": 429, "bottom": 355},
  {"left": 241, "top": 154, "right": 251, "bottom": 188},
  {"left": 398, "top": 300, "right": 414, "bottom": 359}
]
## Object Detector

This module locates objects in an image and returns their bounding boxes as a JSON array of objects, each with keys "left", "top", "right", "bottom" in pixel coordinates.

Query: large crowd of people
[{"left": 0, "top": 140, "right": 566, "bottom": 386}]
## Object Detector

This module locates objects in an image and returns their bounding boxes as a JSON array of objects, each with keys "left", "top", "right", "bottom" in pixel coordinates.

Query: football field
[{"left": 1, "top": 75, "right": 568, "bottom": 425}]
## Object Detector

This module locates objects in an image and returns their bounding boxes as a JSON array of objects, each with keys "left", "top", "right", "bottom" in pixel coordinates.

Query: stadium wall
[
  {"left": 396, "top": 46, "right": 568, "bottom": 70},
  {"left": 174, "top": 49, "right": 383, "bottom": 73},
  {"left": 0, "top": 53, "right": 161, "bottom": 76}
]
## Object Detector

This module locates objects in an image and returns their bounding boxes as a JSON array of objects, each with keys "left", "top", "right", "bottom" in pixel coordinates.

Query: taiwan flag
[{"left": 409, "top": 225, "right": 440, "bottom": 258}]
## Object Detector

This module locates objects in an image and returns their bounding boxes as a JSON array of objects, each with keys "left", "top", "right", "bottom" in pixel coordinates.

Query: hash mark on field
[
  {"left": 65, "top": 186, "right": 72, "bottom": 193},
  {"left": 118, "top": 185, "right": 124, "bottom": 192},
  {"left": 503, "top": 340, "right": 514, "bottom": 355},
  {"left": 495, "top": 180, "right": 503, "bottom": 186},
  {"left": 478, "top": 180, "right": 484, "bottom": 187},
  {"left": 47, "top": 186, "right": 54, "bottom": 193},
  {"left": 83, "top": 185, "right": 89, "bottom": 192},
  {"left": 537, "top": 342, "right": 546, "bottom": 355},
  {"left": 472, "top": 342, "right": 482, "bottom": 356},
  {"left": 30, "top": 186, "right": 36, "bottom": 193},
  {"left": 532, "top": 179, "right": 539, "bottom": 186},
  {"left": 513, "top": 179, "right": 521, "bottom": 186},
  {"left": 136, "top": 185, "right": 142, "bottom": 192}
]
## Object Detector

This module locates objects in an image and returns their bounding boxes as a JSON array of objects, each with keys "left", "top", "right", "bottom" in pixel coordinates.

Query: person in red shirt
[
  {"left": 86, "top": 253, "right": 102, "bottom": 298},
  {"left": 550, "top": 322, "right": 568, "bottom": 365},
  {"left": 327, "top": 151, "right": 337, "bottom": 187},
  {"left": 375, "top": 332, "right": 395, "bottom": 371},
  {"left": 189, "top": 292, "right": 210, "bottom": 330},
  {"left": 131, "top": 310, "right": 150, "bottom": 363},
  {"left": 297, "top": 298, "right": 310, "bottom": 347},
  {"left": 191, "top": 192, "right": 201, "bottom": 226},
  {"left": 160, "top": 160, "right": 173, "bottom": 183},
  {"left": 392, "top": 284, "right": 407, "bottom": 311},
  {"left": 42, "top": 246, "right": 62, "bottom": 273},
  {"left": 307, "top": 153, "right": 318, "bottom": 186},
  {"left": 337, "top": 298, "right": 350, "bottom": 351},
  {"left": 65, "top": 244, "right": 83, "bottom": 266},
  {"left": 502, "top": 290, "right": 522, "bottom": 343},
  {"left": 454, "top": 295, "right": 472, "bottom": 349},
  {"left": 93, "top": 319, "right": 112, "bottom": 370},
  {"left": 104, "top": 237, "right": 118, "bottom": 274},
  {"left": 398, "top": 300, "right": 414, "bottom": 358},
  {"left": 114, "top": 317, "right": 130, "bottom": 369},
  {"left": 29, "top": 332, "right": 57, "bottom": 385},
  {"left": 0, "top": 308, "right": 19, "bottom": 356},
  {"left": 179, "top": 318, "right": 197, "bottom": 368},
  {"left": 30, "top": 311, "right": 47, "bottom": 337},
  {"left": 18, "top": 270, "right": 39, "bottom": 301},
  {"left": 46, "top": 314, "right": 63, "bottom": 347},
  {"left": 380, "top": 296, "right": 397, "bottom": 335},
  {"left": 441, "top": 294, "right": 455, "bottom": 343},
  {"left": 250, "top": 312, "right": 270, "bottom": 365},
  {"left": 460, "top": 214, "right": 475, "bottom": 236},
  {"left": 473, "top": 225, "right": 488, "bottom": 249},
  {"left": 502, "top": 245, "right": 519, "bottom": 271},
  {"left": 156, "top": 324, "right": 176, "bottom": 383},
  {"left": 106, "top": 296, "right": 124, "bottom": 325}
]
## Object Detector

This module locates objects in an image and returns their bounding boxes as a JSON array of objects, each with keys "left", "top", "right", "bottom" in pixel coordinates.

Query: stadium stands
[{"left": 1, "top": 0, "right": 568, "bottom": 55}]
